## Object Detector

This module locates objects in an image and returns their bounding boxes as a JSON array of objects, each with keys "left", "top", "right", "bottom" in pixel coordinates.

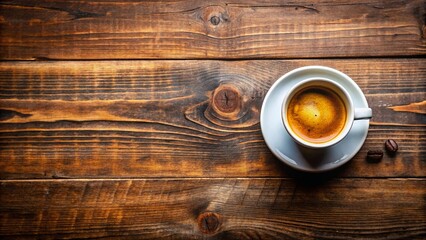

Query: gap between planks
[
  {"left": 1, "top": 55, "right": 426, "bottom": 62},
  {"left": 1, "top": 177, "right": 425, "bottom": 182}
]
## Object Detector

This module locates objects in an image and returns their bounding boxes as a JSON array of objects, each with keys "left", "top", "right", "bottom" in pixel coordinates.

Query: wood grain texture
[
  {"left": 0, "top": 0, "right": 425, "bottom": 60},
  {"left": 0, "top": 59, "right": 425, "bottom": 179},
  {"left": 389, "top": 100, "right": 426, "bottom": 114},
  {"left": 0, "top": 179, "right": 425, "bottom": 239}
]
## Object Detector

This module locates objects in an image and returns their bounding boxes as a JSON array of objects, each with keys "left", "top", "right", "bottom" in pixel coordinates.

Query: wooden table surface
[{"left": 0, "top": 1, "right": 425, "bottom": 239}]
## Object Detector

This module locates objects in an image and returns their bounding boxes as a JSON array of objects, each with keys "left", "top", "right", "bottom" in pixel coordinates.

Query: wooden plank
[
  {"left": 0, "top": 0, "right": 425, "bottom": 60},
  {"left": 0, "top": 179, "right": 425, "bottom": 239},
  {"left": 0, "top": 59, "right": 425, "bottom": 179}
]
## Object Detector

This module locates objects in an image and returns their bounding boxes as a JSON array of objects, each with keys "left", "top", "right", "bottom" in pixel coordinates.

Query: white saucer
[{"left": 260, "top": 66, "right": 370, "bottom": 172}]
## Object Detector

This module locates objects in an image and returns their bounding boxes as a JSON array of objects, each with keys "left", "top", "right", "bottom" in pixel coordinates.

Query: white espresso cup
[{"left": 282, "top": 77, "right": 372, "bottom": 149}]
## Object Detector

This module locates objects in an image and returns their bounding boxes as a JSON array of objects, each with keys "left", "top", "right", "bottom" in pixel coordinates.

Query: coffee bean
[
  {"left": 367, "top": 150, "right": 383, "bottom": 162},
  {"left": 385, "top": 139, "right": 398, "bottom": 154}
]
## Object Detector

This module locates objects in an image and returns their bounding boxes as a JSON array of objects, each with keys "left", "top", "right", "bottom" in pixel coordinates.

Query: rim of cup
[{"left": 281, "top": 77, "right": 354, "bottom": 149}]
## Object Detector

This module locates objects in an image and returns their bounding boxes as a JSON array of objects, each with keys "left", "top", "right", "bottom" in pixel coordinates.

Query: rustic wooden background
[{"left": 0, "top": 0, "right": 425, "bottom": 239}]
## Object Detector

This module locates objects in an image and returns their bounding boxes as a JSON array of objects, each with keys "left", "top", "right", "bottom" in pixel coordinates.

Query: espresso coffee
[{"left": 287, "top": 86, "right": 346, "bottom": 143}]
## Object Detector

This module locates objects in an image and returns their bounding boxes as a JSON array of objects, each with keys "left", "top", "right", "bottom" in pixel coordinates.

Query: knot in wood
[
  {"left": 213, "top": 86, "right": 240, "bottom": 114},
  {"left": 197, "top": 212, "right": 221, "bottom": 234},
  {"left": 210, "top": 16, "right": 221, "bottom": 25},
  {"left": 201, "top": 5, "right": 228, "bottom": 28}
]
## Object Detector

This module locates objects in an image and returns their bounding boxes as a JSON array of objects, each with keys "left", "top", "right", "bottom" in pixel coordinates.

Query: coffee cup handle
[{"left": 354, "top": 108, "right": 372, "bottom": 120}]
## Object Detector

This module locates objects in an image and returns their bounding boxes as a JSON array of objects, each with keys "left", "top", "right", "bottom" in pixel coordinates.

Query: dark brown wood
[
  {"left": 0, "top": 59, "right": 425, "bottom": 179},
  {"left": 1, "top": 1, "right": 424, "bottom": 239},
  {"left": 0, "top": 0, "right": 425, "bottom": 60},
  {"left": 0, "top": 179, "right": 425, "bottom": 239}
]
